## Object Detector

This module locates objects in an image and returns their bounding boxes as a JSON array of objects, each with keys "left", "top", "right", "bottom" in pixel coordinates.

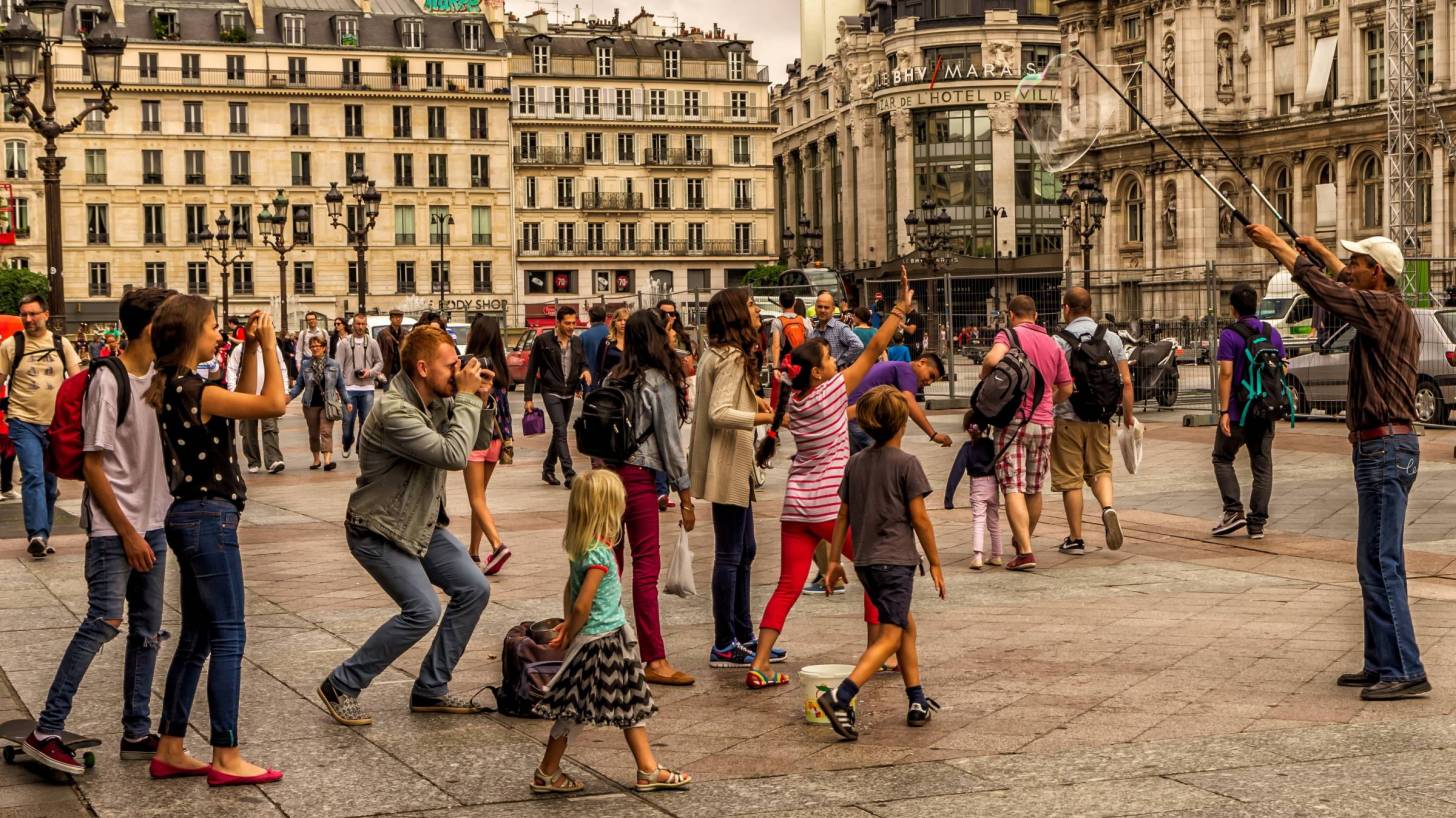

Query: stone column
[
  {"left": 989, "top": 100, "right": 1017, "bottom": 261},
  {"left": 1432, "top": 145, "right": 1448, "bottom": 258},
  {"left": 891, "top": 106, "right": 914, "bottom": 257},
  {"left": 822, "top": 135, "right": 838, "bottom": 266},
  {"left": 856, "top": 108, "right": 883, "bottom": 265},
  {"left": 1335, "top": 1, "right": 1353, "bottom": 107},
  {"left": 837, "top": 118, "right": 856, "bottom": 269},
  {"left": 1437, "top": 0, "right": 1452, "bottom": 93}
]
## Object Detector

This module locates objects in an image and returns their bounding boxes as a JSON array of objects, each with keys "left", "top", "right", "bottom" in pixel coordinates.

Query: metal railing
[
  {"left": 644, "top": 149, "right": 713, "bottom": 167},
  {"left": 517, "top": 238, "right": 768, "bottom": 257},
  {"left": 580, "top": 192, "right": 643, "bottom": 210},
  {"left": 515, "top": 104, "right": 772, "bottom": 125},
  {"left": 56, "top": 65, "right": 509, "bottom": 95},
  {"left": 514, "top": 147, "right": 585, "bottom": 165}
]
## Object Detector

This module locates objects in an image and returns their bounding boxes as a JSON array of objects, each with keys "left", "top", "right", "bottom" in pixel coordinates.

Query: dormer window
[
  {"left": 218, "top": 10, "right": 246, "bottom": 41},
  {"left": 400, "top": 19, "right": 423, "bottom": 50},
  {"left": 151, "top": 9, "right": 180, "bottom": 40},
  {"left": 728, "top": 50, "right": 744, "bottom": 81},
  {"left": 335, "top": 16, "right": 359, "bottom": 47},
  {"left": 532, "top": 43, "right": 550, "bottom": 74},
  {"left": 282, "top": 14, "right": 306, "bottom": 46},
  {"left": 595, "top": 45, "right": 613, "bottom": 76},
  {"left": 664, "top": 48, "right": 680, "bottom": 79},
  {"left": 460, "top": 21, "right": 483, "bottom": 51},
  {"left": 75, "top": 6, "right": 104, "bottom": 36}
]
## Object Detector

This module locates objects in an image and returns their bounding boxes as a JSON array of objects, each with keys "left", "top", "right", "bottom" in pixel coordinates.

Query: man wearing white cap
[{"left": 1246, "top": 224, "right": 1429, "bottom": 702}]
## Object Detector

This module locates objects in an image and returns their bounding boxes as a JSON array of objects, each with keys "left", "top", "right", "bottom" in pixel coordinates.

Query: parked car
[
  {"left": 505, "top": 327, "right": 540, "bottom": 390},
  {"left": 1285, "top": 308, "right": 1456, "bottom": 425}
]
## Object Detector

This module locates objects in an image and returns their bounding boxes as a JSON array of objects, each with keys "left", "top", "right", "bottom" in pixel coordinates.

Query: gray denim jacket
[
  {"left": 345, "top": 372, "right": 483, "bottom": 557},
  {"left": 626, "top": 368, "right": 691, "bottom": 493}
]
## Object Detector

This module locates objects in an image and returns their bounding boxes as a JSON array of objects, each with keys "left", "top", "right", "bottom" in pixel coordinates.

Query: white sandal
[
  {"left": 530, "top": 766, "right": 584, "bottom": 794},
  {"left": 635, "top": 766, "right": 691, "bottom": 792}
]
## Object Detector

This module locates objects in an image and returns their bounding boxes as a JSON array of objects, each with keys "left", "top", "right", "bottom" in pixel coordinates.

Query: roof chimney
[
  {"left": 483, "top": 0, "right": 505, "bottom": 40},
  {"left": 527, "top": 7, "right": 549, "bottom": 33}
]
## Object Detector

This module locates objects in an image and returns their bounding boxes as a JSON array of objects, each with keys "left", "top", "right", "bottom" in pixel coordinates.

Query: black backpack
[
  {"left": 489, "top": 621, "right": 564, "bottom": 719},
  {"left": 574, "top": 374, "right": 652, "bottom": 464},
  {"left": 971, "top": 327, "right": 1043, "bottom": 430},
  {"left": 1057, "top": 325, "right": 1123, "bottom": 423},
  {"left": 1231, "top": 321, "right": 1293, "bottom": 426}
]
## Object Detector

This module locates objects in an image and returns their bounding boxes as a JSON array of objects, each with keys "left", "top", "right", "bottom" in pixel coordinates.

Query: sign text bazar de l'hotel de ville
[{"left": 874, "top": 57, "right": 1057, "bottom": 113}]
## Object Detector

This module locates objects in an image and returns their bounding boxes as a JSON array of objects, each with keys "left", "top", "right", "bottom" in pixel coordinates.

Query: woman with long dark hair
[
  {"left": 463, "top": 315, "right": 511, "bottom": 574},
  {"left": 607, "top": 310, "right": 697, "bottom": 685},
  {"left": 145, "top": 298, "right": 287, "bottom": 786},
  {"left": 743, "top": 270, "right": 912, "bottom": 689},
  {"left": 688, "top": 289, "right": 774, "bottom": 669}
]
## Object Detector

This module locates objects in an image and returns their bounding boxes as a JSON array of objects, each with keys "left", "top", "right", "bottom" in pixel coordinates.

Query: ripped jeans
[{"left": 37, "top": 529, "right": 168, "bottom": 739}]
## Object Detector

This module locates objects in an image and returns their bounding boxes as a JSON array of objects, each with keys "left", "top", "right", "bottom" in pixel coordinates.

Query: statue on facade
[
  {"left": 1217, "top": 35, "right": 1235, "bottom": 95},
  {"left": 987, "top": 40, "right": 1017, "bottom": 75},
  {"left": 1162, "top": 185, "right": 1178, "bottom": 244},
  {"left": 1162, "top": 37, "right": 1176, "bottom": 107},
  {"left": 1068, "top": 68, "right": 1082, "bottom": 123},
  {"left": 989, "top": 101, "right": 1016, "bottom": 135}
]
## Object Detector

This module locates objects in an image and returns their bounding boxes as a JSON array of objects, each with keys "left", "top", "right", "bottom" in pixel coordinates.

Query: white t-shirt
[{"left": 81, "top": 366, "right": 173, "bottom": 537}]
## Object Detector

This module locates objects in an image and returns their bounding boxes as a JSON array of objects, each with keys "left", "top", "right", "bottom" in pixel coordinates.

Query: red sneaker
[
  {"left": 483, "top": 545, "right": 512, "bottom": 576},
  {"left": 21, "top": 734, "right": 84, "bottom": 775},
  {"left": 1006, "top": 552, "right": 1037, "bottom": 571}
]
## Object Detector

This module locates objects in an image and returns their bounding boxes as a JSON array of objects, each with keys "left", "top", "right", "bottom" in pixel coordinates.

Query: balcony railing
[
  {"left": 89, "top": 281, "right": 110, "bottom": 296},
  {"left": 295, "top": 280, "right": 315, "bottom": 295},
  {"left": 580, "top": 192, "right": 644, "bottom": 211},
  {"left": 85, "top": 172, "right": 106, "bottom": 184},
  {"left": 233, "top": 281, "right": 255, "bottom": 295},
  {"left": 473, "top": 232, "right": 491, "bottom": 245},
  {"left": 429, "top": 176, "right": 449, "bottom": 187},
  {"left": 515, "top": 102, "right": 773, "bottom": 125},
  {"left": 471, "top": 175, "right": 489, "bottom": 188},
  {"left": 5, "top": 168, "right": 26, "bottom": 179},
  {"left": 186, "top": 173, "right": 205, "bottom": 184},
  {"left": 396, "top": 232, "right": 415, "bottom": 245},
  {"left": 517, "top": 238, "right": 768, "bottom": 257},
  {"left": 429, "top": 234, "right": 449, "bottom": 246},
  {"left": 144, "top": 232, "right": 165, "bottom": 245},
  {"left": 55, "top": 65, "right": 510, "bottom": 95},
  {"left": 88, "top": 232, "right": 109, "bottom": 245},
  {"left": 685, "top": 198, "right": 706, "bottom": 210},
  {"left": 290, "top": 123, "right": 310, "bottom": 136},
  {"left": 644, "top": 149, "right": 713, "bottom": 167},
  {"left": 734, "top": 197, "right": 753, "bottom": 209},
  {"left": 514, "top": 147, "right": 584, "bottom": 165},
  {"left": 143, "top": 173, "right": 163, "bottom": 184},
  {"left": 14, "top": 226, "right": 29, "bottom": 238},
  {"left": 470, "top": 127, "right": 489, "bottom": 139},
  {"left": 231, "top": 173, "right": 251, "bottom": 185}
]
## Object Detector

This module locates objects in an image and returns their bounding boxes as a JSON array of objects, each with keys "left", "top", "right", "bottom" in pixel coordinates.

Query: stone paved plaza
[{"left": 7, "top": 402, "right": 1456, "bottom": 817}]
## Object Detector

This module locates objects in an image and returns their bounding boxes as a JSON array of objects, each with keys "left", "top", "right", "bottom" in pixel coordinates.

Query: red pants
[
  {"left": 611, "top": 464, "right": 665, "bottom": 663},
  {"left": 760, "top": 519, "right": 879, "bottom": 634}
]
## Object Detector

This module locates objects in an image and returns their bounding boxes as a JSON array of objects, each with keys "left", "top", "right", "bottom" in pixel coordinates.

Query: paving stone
[{"left": 858, "top": 776, "right": 1232, "bottom": 818}]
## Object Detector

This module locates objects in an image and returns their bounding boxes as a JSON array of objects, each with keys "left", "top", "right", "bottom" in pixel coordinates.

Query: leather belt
[{"left": 1349, "top": 424, "right": 1414, "bottom": 444}]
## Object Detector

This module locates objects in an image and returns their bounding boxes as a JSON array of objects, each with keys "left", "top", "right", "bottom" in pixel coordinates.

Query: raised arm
[
  {"left": 844, "top": 266, "right": 913, "bottom": 394},
  {"left": 202, "top": 314, "right": 287, "bottom": 420}
]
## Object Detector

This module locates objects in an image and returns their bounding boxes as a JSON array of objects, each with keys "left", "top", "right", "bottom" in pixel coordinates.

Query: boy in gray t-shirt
[{"left": 821, "top": 385, "right": 947, "bottom": 741}]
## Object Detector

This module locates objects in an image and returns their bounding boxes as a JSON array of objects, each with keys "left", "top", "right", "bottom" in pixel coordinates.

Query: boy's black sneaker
[
  {"left": 1057, "top": 537, "right": 1085, "bottom": 556},
  {"left": 119, "top": 733, "right": 160, "bottom": 760},
  {"left": 410, "top": 691, "right": 490, "bottom": 714},
  {"left": 1361, "top": 678, "right": 1432, "bottom": 701},
  {"left": 906, "top": 698, "right": 940, "bottom": 727},
  {"left": 1212, "top": 512, "right": 1247, "bottom": 536},
  {"left": 816, "top": 691, "right": 858, "bottom": 741},
  {"left": 1247, "top": 525, "right": 1265, "bottom": 540},
  {"left": 27, "top": 536, "right": 47, "bottom": 559}
]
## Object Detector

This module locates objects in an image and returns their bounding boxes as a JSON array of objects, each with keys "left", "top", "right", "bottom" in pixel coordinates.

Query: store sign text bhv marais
[{"left": 874, "top": 63, "right": 1058, "bottom": 113}]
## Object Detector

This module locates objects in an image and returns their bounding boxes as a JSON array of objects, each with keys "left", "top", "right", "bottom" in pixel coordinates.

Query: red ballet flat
[
  {"left": 149, "top": 758, "right": 212, "bottom": 779},
  {"left": 207, "top": 767, "right": 283, "bottom": 787}
]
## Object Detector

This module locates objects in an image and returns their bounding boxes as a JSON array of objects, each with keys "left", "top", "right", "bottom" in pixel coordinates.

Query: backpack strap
[
  {"left": 91, "top": 357, "right": 131, "bottom": 427},
  {"left": 1228, "top": 320, "right": 1261, "bottom": 344},
  {"left": 1056, "top": 329, "right": 1081, "bottom": 348},
  {"left": 1092, "top": 324, "right": 1108, "bottom": 342},
  {"left": 991, "top": 327, "right": 1046, "bottom": 465},
  {"left": 3, "top": 332, "right": 19, "bottom": 394}
]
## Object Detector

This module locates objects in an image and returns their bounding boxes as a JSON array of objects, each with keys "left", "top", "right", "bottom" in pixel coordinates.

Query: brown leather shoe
[{"left": 645, "top": 669, "right": 696, "bottom": 686}]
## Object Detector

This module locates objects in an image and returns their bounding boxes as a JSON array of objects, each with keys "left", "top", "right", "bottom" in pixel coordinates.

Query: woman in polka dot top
[{"left": 141, "top": 296, "right": 288, "bottom": 787}]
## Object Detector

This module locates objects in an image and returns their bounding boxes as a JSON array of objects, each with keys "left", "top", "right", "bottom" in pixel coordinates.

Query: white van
[
  {"left": 366, "top": 315, "right": 468, "bottom": 355},
  {"left": 1256, "top": 271, "right": 1318, "bottom": 356}
]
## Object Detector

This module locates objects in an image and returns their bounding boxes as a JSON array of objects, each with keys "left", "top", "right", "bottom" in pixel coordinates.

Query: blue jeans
[
  {"left": 37, "top": 530, "right": 168, "bottom": 738},
  {"left": 9, "top": 418, "right": 57, "bottom": 538},
  {"left": 341, "top": 389, "right": 375, "bottom": 452},
  {"left": 328, "top": 524, "right": 490, "bottom": 699},
  {"left": 1353, "top": 434, "right": 1425, "bottom": 682},
  {"left": 710, "top": 502, "right": 757, "bottom": 648},
  {"left": 654, "top": 469, "right": 669, "bottom": 498},
  {"left": 159, "top": 499, "right": 246, "bottom": 748}
]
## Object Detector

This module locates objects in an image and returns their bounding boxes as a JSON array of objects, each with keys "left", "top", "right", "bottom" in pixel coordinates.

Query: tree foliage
[
  {"left": 0, "top": 266, "right": 47, "bottom": 316},
  {"left": 742, "top": 263, "right": 786, "bottom": 289}
]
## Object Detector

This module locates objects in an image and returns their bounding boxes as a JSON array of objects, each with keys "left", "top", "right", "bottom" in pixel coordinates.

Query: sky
[{"left": 505, "top": 0, "right": 803, "bottom": 83}]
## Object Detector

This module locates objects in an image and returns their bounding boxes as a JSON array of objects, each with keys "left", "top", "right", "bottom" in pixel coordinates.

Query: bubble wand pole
[{"left": 1070, "top": 50, "right": 1245, "bottom": 225}]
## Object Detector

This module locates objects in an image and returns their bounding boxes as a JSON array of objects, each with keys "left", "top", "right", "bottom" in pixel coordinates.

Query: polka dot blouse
[{"left": 158, "top": 370, "right": 247, "bottom": 511}]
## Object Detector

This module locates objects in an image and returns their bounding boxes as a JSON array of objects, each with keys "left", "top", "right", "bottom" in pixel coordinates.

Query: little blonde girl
[{"left": 531, "top": 469, "right": 691, "bottom": 794}]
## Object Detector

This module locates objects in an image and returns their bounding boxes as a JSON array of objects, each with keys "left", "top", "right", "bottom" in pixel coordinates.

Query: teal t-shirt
[
  {"left": 852, "top": 327, "right": 876, "bottom": 347},
  {"left": 571, "top": 543, "right": 627, "bottom": 636}
]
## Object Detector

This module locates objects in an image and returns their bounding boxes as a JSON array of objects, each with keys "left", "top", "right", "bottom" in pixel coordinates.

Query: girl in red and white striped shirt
[{"left": 743, "top": 270, "right": 914, "bottom": 689}]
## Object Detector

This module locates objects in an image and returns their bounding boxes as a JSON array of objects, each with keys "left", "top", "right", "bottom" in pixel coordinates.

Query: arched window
[
  {"left": 1415, "top": 149, "right": 1432, "bottom": 224},
  {"left": 1359, "top": 154, "right": 1383, "bottom": 228},
  {"left": 1124, "top": 178, "right": 1144, "bottom": 243},
  {"left": 1270, "top": 166, "right": 1292, "bottom": 223},
  {"left": 1310, "top": 158, "right": 1333, "bottom": 185}
]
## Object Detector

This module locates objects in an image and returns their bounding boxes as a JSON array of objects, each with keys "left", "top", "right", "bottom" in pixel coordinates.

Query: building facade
[
  {"left": 1058, "top": 0, "right": 1453, "bottom": 318},
  {"left": 504, "top": 9, "right": 776, "bottom": 322},
  {"left": 6, "top": 0, "right": 513, "bottom": 328},
  {"left": 772, "top": 0, "right": 1064, "bottom": 326}
]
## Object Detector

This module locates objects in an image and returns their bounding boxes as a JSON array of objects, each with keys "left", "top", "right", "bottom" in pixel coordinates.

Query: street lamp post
[
  {"left": 904, "top": 197, "right": 953, "bottom": 356},
  {"left": 984, "top": 205, "right": 1008, "bottom": 315},
  {"left": 258, "top": 189, "right": 300, "bottom": 328},
  {"left": 200, "top": 210, "right": 248, "bottom": 321},
  {"left": 431, "top": 209, "right": 454, "bottom": 317},
  {"left": 1058, "top": 172, "right": 1107, "bottom": 291},
  {"left": 325, "top": 171, "right": 381, "bottom": 316},
  {"left": 781, "top": 213, "right": 823, "bottom": 267},
  {"left": 0, "top": 5, "right": 126, "bottom": 333}
]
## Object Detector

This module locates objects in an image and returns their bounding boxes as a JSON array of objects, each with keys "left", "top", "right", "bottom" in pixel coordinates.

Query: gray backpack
[{"left": 969, "top": 327, "right": 1044, "bottom": 460}]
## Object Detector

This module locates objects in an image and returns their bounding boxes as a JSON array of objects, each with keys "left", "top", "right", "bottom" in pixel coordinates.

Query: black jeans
[
  {"left": 542, "top": 393, "right": 575, "bottom": 479},
  {"left": 1212, "top": 420, "right": 1274, "bottom": 526}
]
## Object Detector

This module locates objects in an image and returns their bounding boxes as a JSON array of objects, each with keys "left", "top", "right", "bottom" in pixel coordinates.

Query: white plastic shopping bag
[
  {"left": 663, "top": 527, "right": 697, "bottom": 598},
  {"left": 1119, "top": 418, "right": 1145, "bottom": 475}
]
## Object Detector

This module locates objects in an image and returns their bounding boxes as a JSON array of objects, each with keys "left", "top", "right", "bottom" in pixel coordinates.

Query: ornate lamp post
[
  {"left": 325, "top": 170, "right": 381, "bottom": 315},
  {"left": 431, "top": 209, "right": 454, "bottom": 317},
  {"left": 258, "top": 189, "right": 300, "bottom": 327},
  {"left": 0, "top": 5, "right": 125, "bottom": 332},
  {"left": 904, "top": 197, "right": 954, "bottom": 352},
  {"left": 1058, "top": 172, "right": 1107, "bottom": 290},
  {"left": 200, "top": 210, "right": 248, "bottom": 321},
  {"left": 984, "top": 205, "right": 1009, "bottom": 319}
]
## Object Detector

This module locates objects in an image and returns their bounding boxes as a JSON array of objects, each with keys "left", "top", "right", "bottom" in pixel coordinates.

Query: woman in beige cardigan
[{"left": 689, "top": 289, "right": 775, "bottom": 668}]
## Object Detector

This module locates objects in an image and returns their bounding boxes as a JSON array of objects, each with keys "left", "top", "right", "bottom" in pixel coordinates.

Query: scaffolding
[{"left": 1387, "top": 0, "right": 1421, "bottom": 297}]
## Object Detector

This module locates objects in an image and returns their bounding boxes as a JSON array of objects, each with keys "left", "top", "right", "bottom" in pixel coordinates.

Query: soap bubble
[{"left": 1016, "top": 53, "right": 1141, "bottom": 174}]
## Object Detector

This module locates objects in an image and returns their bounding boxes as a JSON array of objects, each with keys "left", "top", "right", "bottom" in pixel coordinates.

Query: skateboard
[{"left": 0, "top": 718, "right": 99, "bottom": 775}]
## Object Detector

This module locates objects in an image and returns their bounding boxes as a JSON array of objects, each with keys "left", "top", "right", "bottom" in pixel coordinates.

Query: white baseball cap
[{"left": 1339, "top": 236, "right": 1404, "bottom": 282}]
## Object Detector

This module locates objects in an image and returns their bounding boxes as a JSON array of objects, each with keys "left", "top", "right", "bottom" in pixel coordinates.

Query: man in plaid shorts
[{"left": 978, "top": 295, "right": 1073, "bottom": 570}]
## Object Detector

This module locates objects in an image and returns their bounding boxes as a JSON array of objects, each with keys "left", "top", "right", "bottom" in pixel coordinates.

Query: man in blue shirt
[
  {"left": 1212, "top": 283, "right": 1286, "bottom": 539},
  {"left": 810, "top": 290, "right": 863, "bottom": 368},
  {"left": 578, "top": 304, "right": 608, "bottom": 393}
]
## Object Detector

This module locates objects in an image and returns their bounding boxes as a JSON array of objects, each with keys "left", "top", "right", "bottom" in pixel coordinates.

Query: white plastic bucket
[{"left": 800, "top": 664, "right": 856, "bottom": 724}]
